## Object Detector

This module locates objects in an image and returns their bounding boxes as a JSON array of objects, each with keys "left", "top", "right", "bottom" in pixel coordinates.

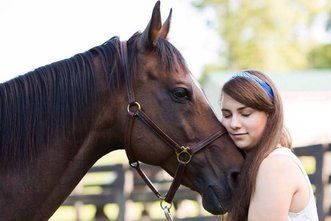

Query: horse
[{"left": 0, "top": 1, "right": 243, "bottom": 220}]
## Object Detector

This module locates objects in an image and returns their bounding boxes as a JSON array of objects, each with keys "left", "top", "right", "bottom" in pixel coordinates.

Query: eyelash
[{"left": 222, "top": 113, "right": 251, "bottom": 118}]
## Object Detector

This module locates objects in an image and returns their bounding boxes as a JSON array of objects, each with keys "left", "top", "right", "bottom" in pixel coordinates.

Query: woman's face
[{"left": 220, "top": 92, "right": 268, "bottom": 151}]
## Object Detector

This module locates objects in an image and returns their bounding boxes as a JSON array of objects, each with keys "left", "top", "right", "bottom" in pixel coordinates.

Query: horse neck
[{"left": 0, "top": 52, "right": 120, "bottom": 220}]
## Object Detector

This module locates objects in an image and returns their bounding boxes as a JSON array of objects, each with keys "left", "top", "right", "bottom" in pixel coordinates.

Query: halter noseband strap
[{"left": 119, "top": 40, "right": 227, "bottom": 204}]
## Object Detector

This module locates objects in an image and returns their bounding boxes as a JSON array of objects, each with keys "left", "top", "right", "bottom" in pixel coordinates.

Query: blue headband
[{"left": 230, "top": 71, "right": 274, "bottom": 102}]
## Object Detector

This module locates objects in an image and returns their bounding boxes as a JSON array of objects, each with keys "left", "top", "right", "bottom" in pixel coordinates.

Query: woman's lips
[{"left": 230, "top": 133, "right": 248, "bottom": 138}]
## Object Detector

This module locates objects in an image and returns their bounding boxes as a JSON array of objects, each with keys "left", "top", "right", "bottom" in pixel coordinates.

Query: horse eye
[
  {"left": 174, "top": 88, "right": 188, "bottom": 98},
  {"left": 171, "top": 87, "right": 190, "bottom": 102}
]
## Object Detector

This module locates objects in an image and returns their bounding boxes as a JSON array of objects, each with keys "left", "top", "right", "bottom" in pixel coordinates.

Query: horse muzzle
[{"left": 201, "top": 183, "right": 233, "bottom": 215}]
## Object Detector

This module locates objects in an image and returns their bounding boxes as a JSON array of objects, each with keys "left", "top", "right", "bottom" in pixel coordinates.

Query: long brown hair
[{"left": 220, "top": 70, "right": 291, "bottom": 221}]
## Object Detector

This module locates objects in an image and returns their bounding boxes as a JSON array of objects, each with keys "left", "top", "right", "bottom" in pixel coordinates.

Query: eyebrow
[{"left": 221, "top": 106, "right": 250, "bottom": 112}]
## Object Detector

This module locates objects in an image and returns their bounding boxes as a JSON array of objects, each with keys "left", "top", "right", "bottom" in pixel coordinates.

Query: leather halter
[{"left": 119, "top": 40, "right": 227, "bottom": 205}]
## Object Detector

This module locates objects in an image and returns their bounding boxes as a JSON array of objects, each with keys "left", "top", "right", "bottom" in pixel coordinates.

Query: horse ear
[
  {"left": 160, "top": 8, "right": 172, "bottom": 39},
  {"left": 141, "top": 0, "right": 162, "bottom": 47}
]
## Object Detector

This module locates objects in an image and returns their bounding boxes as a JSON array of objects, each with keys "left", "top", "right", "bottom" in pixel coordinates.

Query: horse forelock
[{"left": 155, "top": 37, "right": 189, "bottom": 75}]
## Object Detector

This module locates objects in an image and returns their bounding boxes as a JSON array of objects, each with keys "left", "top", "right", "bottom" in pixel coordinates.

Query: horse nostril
[{"left": 229, "top": 170, "right": 241, "bottom": 188}]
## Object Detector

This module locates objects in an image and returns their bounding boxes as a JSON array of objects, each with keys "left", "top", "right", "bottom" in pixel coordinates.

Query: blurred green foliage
[
  {"left": 309, "top": 43, "right": 331, "bottom": 68},
  {"left": 193, "top": 0, "right": 331, "bottom": 74}
]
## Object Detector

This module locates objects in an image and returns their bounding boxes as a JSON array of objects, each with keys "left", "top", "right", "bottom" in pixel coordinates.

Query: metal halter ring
[
  {"left": 176, "top": 146, "right": 192, "bottom": 164},
  {"left": 127, "top": 101, "right": 141, "bottom": 116},
  {"left": 160, "top": 199, "right": 173, "bottom": 210},
  {"left": 129, "top": 161, "right": 139, "bottom": 168}
]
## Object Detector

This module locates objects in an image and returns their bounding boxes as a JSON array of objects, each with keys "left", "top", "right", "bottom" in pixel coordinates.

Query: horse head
[{"left": 113, "top": 1, "right": 244, "bottom": 214}]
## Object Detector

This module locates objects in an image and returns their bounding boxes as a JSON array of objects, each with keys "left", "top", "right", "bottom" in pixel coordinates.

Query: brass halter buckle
[
  {"left": 176, "top": 146, "right": 192, "bottom": 164},
  {"left": 127, "top": 101, "right": 141, "bottom": 116}
]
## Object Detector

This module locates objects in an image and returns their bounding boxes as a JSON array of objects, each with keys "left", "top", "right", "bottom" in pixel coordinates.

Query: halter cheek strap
[{"left": 120, "top": 40, "right": 227, "bottom": 205}]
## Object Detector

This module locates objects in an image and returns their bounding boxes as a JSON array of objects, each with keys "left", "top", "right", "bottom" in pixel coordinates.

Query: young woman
[{"left": 220, "top": 70, "right": 318, "bottom": 221}]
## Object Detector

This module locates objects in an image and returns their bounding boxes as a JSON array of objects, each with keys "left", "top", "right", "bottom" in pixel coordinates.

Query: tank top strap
[
  {"left": 269, "top": 147, "right": 319, "bottom": 221},
  {"left": 269, "top": 147, "right": 306, "bottom": 176}
]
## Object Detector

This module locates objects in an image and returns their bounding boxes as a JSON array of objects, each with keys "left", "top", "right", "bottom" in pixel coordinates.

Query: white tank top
[{"left": 269, "top": 147, "right": 319, "bottom": 221}]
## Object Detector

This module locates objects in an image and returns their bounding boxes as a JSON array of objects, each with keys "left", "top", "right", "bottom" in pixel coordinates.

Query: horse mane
[{"left": 0, "top": 33, "right": 188, "bottom": 166}]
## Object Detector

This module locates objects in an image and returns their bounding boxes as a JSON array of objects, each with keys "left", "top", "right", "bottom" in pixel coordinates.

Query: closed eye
[
  {"left": 221, "top": 110, "right": 231, "bottom": 118},
  {"left": 222, "top": 114, "right": 231, "bottom": 118},
  {"left": 241, "top": 113, "right": 251, "bottom": 117}
]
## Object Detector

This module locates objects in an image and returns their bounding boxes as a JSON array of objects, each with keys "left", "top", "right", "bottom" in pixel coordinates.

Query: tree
[
  {"left": 193, "top": 0, "right": 330, "bottom": 73},
  {"left": 309, "top": 44, "right": 331, "bottom": 69}
]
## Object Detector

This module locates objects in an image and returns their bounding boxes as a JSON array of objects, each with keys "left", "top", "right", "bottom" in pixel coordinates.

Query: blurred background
[{"left": 1, "top": 0, "right": 330, "bottom": 220}]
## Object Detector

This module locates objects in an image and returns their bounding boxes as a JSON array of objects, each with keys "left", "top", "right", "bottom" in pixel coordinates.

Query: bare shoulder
[
  {"left": 248, "top": 151, "right": 300, "bottom": 220},
  {"left": 256, "top": 151, "right": 301, "bottom": 191},
  {"left": 259, "top": 151, "right": 299, "bottom": 177}
]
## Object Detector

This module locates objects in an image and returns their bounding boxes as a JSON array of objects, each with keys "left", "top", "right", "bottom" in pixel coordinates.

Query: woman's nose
[{"left": 230, "top": 116, "right": 241, "bottom": 129}]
